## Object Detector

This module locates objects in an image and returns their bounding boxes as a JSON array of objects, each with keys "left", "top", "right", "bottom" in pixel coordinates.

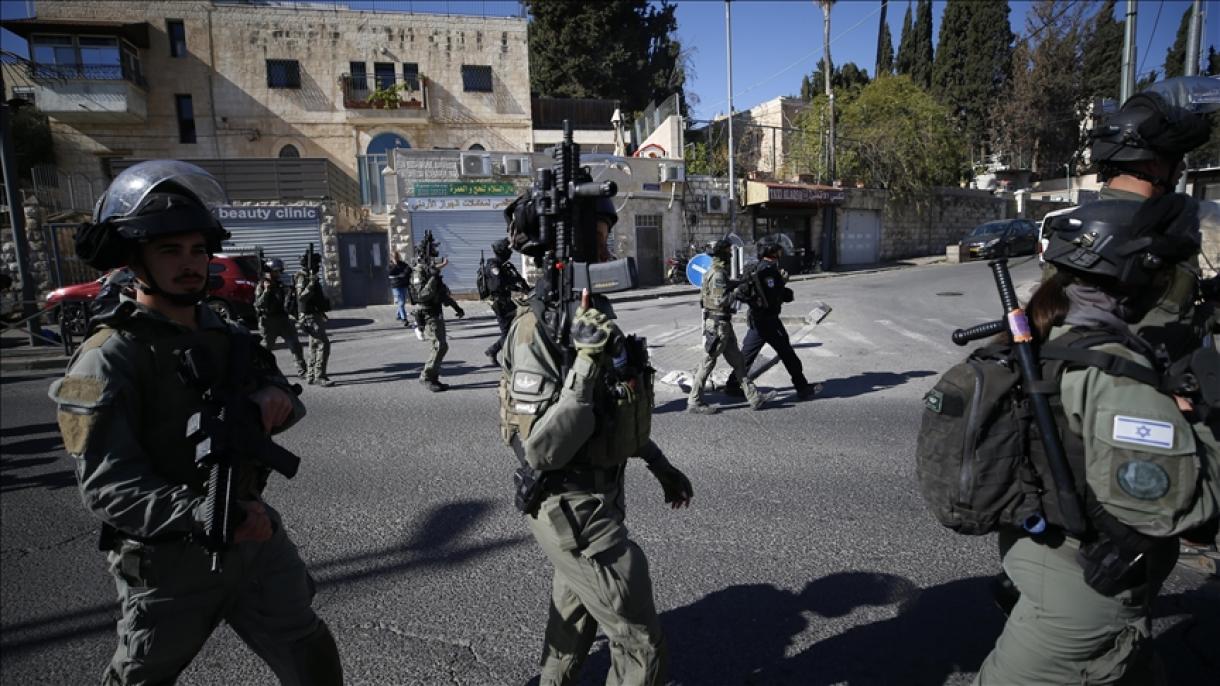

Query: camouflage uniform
[
  {"left": 255, "top": 277, "right": 307, "bottom": 378},
  {"left": 688, "top": 256, "right": 767, "bottom": 412},
  {"left": 293, "top": 270, "right": 331, "bottom": 385}
]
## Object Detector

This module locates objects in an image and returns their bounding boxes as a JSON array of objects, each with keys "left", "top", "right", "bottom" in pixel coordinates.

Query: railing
[
  {"left": 28, "top": 62, "right": 148, "bottom": 88},
  {"left": 340, "top": 74, "right": 426, "bottom": 110}
]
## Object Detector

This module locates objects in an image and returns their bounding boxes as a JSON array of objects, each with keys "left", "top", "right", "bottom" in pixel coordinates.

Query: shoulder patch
[
  {"left": 1111, "top": 415, "right": 1175, "bottom": 449},
  {"left": 79, "top": 328, "right": 117, "bottom": 354}
]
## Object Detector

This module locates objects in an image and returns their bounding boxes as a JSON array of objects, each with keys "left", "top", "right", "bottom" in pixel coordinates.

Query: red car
[{"left": 45, "top": 254, "right": 260, "bottom": 335}]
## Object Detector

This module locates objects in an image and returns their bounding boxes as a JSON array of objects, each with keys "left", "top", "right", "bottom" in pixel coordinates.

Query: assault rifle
[
  {"left": 178, "top": 339, "right": 301, "bottom": 572},
  {"left": 950, "top": 258, "right": 1088, "bottom": 537}
]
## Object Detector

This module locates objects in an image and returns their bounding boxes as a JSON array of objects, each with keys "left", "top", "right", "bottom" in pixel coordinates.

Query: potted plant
[{"left": 366, "top": 83, "right": 403, "bottom": 109}]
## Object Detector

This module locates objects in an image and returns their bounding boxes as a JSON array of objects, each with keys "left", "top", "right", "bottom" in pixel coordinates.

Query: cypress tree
[
  {"left": 910, "top": 0, "right": 935, "bottom": 89},
  {"left": 876, "top": 0, "right": 894, "bottom": 76},
  {"left": 932, "top": 0, "right": 1013, "bottom": 155},
  {"left": 895, "top": 1, "right": 915, "bottom": 76},
  {"left": 1163, "top": 8, "right": 1191, "bottom": 79},
  {"left": 1081, "top": 0, "right": 1122, "bottom": 101}
]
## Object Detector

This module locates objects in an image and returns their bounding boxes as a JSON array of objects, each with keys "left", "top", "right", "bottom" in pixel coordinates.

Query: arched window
[
  {"left": 278, "top": 144, "right": 301, "bottom": 158},
  {"left": 468, "top": 143, "right": 486, "bottom": 151}
]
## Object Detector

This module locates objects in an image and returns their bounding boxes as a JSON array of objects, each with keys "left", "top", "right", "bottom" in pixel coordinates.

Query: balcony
[
  {"left": 340, "top": 74, "right": 427, "bottom": 118},
  {"left": 25, "top": 62, "right": 147, "bottom": 124}
]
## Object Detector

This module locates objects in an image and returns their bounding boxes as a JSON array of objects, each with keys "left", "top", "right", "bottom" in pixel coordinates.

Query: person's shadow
[{"left": 817, "top": 371, "right": 937, "bottom": 400}]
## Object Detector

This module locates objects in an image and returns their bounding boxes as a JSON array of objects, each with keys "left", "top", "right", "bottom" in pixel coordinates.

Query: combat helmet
[
  {"left": 492, "top": 238, "right": 513, "bottom": 262},
  {"left": 264, "top": 257, "right": 285, "bottom": 273}
]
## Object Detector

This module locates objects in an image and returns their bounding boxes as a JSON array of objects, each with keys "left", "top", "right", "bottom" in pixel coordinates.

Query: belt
[
  {"left": 544, "top": 464, "right": 625, "bottom": 495},
  {"left": 703, "top": 312, "right": 732, "bottom": 322}
]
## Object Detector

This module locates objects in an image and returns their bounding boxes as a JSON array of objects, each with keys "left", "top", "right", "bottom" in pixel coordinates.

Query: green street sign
[{"left": 413, "top": 181, "right": 517, "bottom": 197}]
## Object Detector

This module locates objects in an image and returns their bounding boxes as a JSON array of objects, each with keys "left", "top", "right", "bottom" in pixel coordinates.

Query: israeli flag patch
[{"left": 1112, "top": 415, "right": 1175, "bottom": 449}]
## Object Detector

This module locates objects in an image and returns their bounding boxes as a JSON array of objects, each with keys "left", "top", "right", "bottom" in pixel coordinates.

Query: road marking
[
  {"left": 651, "top": 324, "right": 701, "bottom": 344},
  {"left": 875, "top": 319, "right": 939, "bottom": 347},
  {"left": 819, "top": 321, "right": 877, "bottom": 348}
]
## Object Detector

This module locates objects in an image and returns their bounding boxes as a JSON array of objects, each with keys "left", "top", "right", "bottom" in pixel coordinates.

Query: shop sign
[
  {"left": 413, "top": 181, "right": 517, "bottom": 197},
  {"left": 216, "top": 205, "right": 321, "bottom": 223},
  {"left": 403, "top": 196, "right": 516, "bottom": 212},
  {"left": 767, "top": 185, "right": 845, "bottom": 206}
]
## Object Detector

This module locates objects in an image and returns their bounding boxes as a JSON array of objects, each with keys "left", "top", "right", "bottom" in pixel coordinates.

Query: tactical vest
[
  {"left": 411, "top": 264, "right": 441, "bottom": 307},
  {"left": 499, "top": 308, "right": 654, "bottom": 469},
  {"left": 700, "top": 260, "right": 730, "bottom": 314}
]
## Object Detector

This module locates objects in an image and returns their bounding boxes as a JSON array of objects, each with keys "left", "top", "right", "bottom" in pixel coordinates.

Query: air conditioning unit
[
  {"left": 705, "top": 193, "right": 728, "bottom": 214},
  {"left": 659, "top": 163, "right": 685, "bottom": 183},
  {"left": 460, "top": 153, "right": 492, "bottom": 177},
  {"left": 502, "top": 155, "right": 531, "bottom": 176}
]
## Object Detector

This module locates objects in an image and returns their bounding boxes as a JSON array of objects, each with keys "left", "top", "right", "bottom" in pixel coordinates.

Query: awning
[
  {"left": 0, "top": 19, "right": 151, "bottom": 48},
  {"left": 743, "top": 180, "right": 846, "bottom": 207}
]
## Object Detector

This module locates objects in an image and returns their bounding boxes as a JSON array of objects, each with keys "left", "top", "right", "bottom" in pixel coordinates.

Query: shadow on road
[
  {"left": 323, "top": 317, "right": 376, "bottom": 330},
  {"left": 0, "top": 499, "right": 527, "bottom": 658},
  {"left": 816, "top": 370, "right": 936, "bottom": 400},
  {"left": 0, "top": 422, "right": 73, "bottom": 493}
]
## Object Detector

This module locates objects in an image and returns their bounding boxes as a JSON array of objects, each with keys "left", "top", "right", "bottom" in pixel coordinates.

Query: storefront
[
  {"left": 742, "top": 181, "right": 845, "bottom": 272},
  {"left": 403, "top": 182, "right": 519, "bottom": 294}
]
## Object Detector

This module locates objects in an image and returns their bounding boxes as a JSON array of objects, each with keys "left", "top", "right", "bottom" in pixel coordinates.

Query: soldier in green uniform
[
  {"left": 255, "top": 257, "right": 308, "bottom": 379},
  {"left": 499, "top": 188, "right": 693, "bottom": 685},
  {"left": 687, "top": 238, "right": 775, "bottom": 414},
  {"left": 974, "top": 197, "right": 1220, "bottom": 685},
  {"left": 293, "top": 248, "right": 334, "bottom": 387},
  {"left": 410, "top": 232, "right": 464, "bottom": 392},
  {"left": 50, "top": 160, "right": 343, "bottom": 685}
]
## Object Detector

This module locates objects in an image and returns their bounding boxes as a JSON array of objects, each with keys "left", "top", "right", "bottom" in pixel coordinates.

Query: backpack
[
  {"left": 476, "top": 261, "right": 497, "bottom": 300},
  {"left": 915, "top": 328, "right": 1163, "bottom": 536}
]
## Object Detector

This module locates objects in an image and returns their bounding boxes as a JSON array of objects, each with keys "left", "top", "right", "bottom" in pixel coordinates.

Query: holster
[
  {"left": 513, "top": 466, "right": 545, "bottom": 516},
  {"left": 1076, "top": 537, "right": 1148, "bottom": 597},
  {"left": 703, "top": 330, "right": 719, "bottom": 354}
]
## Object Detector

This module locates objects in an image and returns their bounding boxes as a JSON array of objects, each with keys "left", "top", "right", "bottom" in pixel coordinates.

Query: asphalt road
[{"left": 2, "top": 258, "right": 1216, "bottom": 685}]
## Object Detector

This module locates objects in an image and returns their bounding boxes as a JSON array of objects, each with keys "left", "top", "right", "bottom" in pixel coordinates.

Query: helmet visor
[
  {"left": 1141, "top": 76, "right": 1220, "bottom": 114},
  {"left": 95, "top": 160, "right": 229, "bottom": 222}
]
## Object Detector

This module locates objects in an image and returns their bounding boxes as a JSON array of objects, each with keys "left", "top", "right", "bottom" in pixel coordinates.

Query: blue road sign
[{"left": 686, "top": 253, "right": 712, "bottom": 287}]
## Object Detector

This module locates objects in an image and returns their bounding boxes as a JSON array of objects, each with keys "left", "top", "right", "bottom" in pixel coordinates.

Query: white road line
[
  {"left": 819, "top": 321, "right": 877, "bottom": 348},
  {"left": 651, "top": 324, "right": 701, "bottom": 344},
  {"left": 875, "top": 319, "right": 939, "bottom": 347}
]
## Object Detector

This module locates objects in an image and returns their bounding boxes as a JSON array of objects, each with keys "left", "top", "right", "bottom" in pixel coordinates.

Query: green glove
[{"left": 571, "top": 307, "right": 614, "bottom": 359}]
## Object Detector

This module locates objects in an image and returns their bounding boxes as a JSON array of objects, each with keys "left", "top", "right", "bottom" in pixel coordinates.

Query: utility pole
[
  {"left": 1176, "top": 0, "right": 1203, "bottom": 194},
  {"left": 1120, "top": 0, "right": 1137, "bottom": 103},
  {"left": 819, "top": 0, "right": 837, "bottom": 271},
  {"left": 725, "top": 0, "right": 737, "bottom": 234}
]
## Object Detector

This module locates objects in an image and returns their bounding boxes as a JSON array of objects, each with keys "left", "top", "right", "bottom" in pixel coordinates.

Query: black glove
[
  {"left": 782, "top": 287, "right": 794, "bottom": 303},
  {"left": 648, "top": 462, "right": 693, "bottom": 507},
  {"left": 452, "top": 304, "right": 465, "bottom": 319}
]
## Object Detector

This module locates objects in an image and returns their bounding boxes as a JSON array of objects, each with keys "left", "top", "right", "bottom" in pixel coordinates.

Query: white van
[{"left": 1036, "top": 206, "right": 1076, "bottom": 263}]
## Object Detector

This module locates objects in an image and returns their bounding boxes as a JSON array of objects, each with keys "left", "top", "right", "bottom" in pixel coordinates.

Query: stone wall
[
  {"left": 31, "top": 0, "right": 532, "bottom": 196},
  {"left": 874, "top": 188, "right": 1008, "bottom": 260},
  {"left": 0, "top": 201, "right": 58, "bottom": 303}
]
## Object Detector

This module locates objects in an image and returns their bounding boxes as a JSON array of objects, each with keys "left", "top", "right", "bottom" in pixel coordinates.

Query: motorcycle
[{"left": 664, "top": 244, "right": 698, "bottom": 285}]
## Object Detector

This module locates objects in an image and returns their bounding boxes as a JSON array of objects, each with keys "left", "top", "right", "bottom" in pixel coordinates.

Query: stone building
[{"left": 2, "top": 0, "right": 532, "bottom": 212}]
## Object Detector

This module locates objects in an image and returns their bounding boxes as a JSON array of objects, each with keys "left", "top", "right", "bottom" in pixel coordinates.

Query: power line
[{"left": 1137, "top": 0, "right": 1165, "bottom": 76}]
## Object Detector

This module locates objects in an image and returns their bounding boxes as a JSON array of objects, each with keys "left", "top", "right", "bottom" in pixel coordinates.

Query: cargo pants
[
  {"left": 420, "top": 312, "right": 448, "bottom": 382},
  {"left": 974, "top": 530, "right": 1176, "bottom": 686},
  {"left": 300, "top": 314, "right": 331, "bottom": 381},
  {"left": 688, "top": 319, "right": 761, "bottom": 408},
  {"left": 527, "top": 490, "right": 667, "bottom": 686},
  {"left": 259, "top": 314, "right": 307, "bottom": 377},
  {"left": 103, "top": 506, "right": 337, "bottom": 685}
]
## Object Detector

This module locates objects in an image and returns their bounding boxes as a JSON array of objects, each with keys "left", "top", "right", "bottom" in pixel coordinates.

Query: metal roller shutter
[
  {"left": 409, "top": 207, "right": 512, "bottom": 294},
  {"left": 220, "top": 214, "right": 324, "bottom": 280}
]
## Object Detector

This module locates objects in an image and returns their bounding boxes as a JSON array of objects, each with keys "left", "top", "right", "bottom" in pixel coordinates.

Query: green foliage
[
  {"left": 365, "top": 83, "right": 404, "bottom": 108},
  {"left": 931, "top": 0, "right": 1013, "bottom": 157},
  {"left": 1081, "top": 0, "right": 1122, "bottom": 101},
  {"left": 800, "top": 59, "right": 870, "bottom": 100},
  {"left": 523, "top": 0, "right": 686, "bottom": 115},
  {"left": 895, "top": 2, "right": 915, "bottom": 77},
  {"left": 1163, "top": 7, "right": 1191, "bottom": 79},
  {"left": 684, "top": 140, "right": 726, "bottom": 177},
  {"left": 789, "top": 76, "right": 964, "bottom": 198},
  {"left": 10, "top": 104, "right": 54, "bottom": 181},
  {"left": 909, "top": 0, "right": 935, "bottom": 88}
]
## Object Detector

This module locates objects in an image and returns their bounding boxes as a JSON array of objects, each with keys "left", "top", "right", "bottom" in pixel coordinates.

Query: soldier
[
  {"left": 687, "top": 238, "right": 776, "bottom": 414},
  {"left": 410, "top": 232, "right": 464, "bottom": 391},
  {"left": 255, "top": 257, "right": 308, "bottom": 379},
  {"left": 293, "top": 247, "right": 334, "bottom": 387},
  {"left": 500, "top": 187, "right": 693, "bottom": 685},
  {"left": 50, "top": 160, "right": 343, "bottom": 685},
  {"left": 974, "top": 196, "right": 1220, "bottom": 684},
  {"left": 724, "top": 237, "right": 821, "bottom": 400},
  {"left": 481, "top": 237, "right": 530, "bottom": 365}
]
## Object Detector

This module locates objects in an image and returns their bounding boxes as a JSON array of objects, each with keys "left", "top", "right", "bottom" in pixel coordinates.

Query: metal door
[
  {"left": 634, "top": 214, "right": 664, "bottom": 287},
  {"left": 839, "top": 209, "right": 881, "bottom": 265},
  {"left": 337, "top": 232, "right": 390, "bottom": 307},
  {"left": 408, "top": 207, "right": 514, "bottom": 294}
]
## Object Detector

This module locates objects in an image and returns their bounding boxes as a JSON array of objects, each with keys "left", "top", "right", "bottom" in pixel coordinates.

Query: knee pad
[{"left": 289, "top": 620, "right": 344, "bottom": 686}]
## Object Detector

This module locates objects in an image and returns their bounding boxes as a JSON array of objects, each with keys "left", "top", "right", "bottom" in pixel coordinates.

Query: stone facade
[{"left": 21, "top": 0, "right": 532, "bottom": 197}]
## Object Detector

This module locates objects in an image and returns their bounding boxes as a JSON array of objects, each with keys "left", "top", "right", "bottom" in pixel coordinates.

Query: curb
[{"left": 0, "top": 356, "right": 68, "bottom": 373}]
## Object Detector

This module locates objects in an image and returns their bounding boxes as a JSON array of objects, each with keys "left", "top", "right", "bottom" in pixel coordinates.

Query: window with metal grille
[
  {"left": 266, "top": 59, "right": 301, "bottom": 89},
  {"left": 167, "top": 20, "right": 186, "bottom": 57},
  {"left": 279, "top": 144, "right": 300, "bottom": 158},
  {"left": 175, "top": 94, "right": 196, "bottom": 144},
  {"left": 402, "top": 62, "right": 419, "bottom": 90},
  {"left": 461, "top": 65, "right": 493, "bottom": 93}
]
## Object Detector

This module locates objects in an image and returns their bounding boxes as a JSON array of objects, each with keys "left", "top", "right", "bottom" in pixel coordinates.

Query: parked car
[
  {"left": 959, "top": 219, "right": 1039, "bottom": 259},
  {"left": 1036, "top": 206, "right": 1076, "bottom": 263},
  {"left": 44, "top": 254, "right": 260, "bottom": 336}
]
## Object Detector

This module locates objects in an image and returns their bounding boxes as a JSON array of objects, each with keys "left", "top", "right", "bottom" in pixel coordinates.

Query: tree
[
  {"left": 800, "top": 60, "right": 871, "bottom": 100},
  {"left": 9, "top": 103, "right": 53, "bottom": 182},
  {"left": 910, "top": 0, "right": 935, "bottom": 89},
  {"left": 524, "top": 0, "right": 686, "bottom": 114},
  {"left": 895, "top": 1, "right": 915, "bottom": 77},
  {"left": 1209, "top": 46, "right": 1219, "bottom": 76},
  {"left": 811, "top": 75, "right": 963, "bottom": 197},
  {"left": 1081, "top": 0, "right": 1122, "bottom": 101},
  {"left": 931, "top": 0, "right": 1012, "bottom": 158},
  {"left": 876, "top": 0, "right": 894, "bottom": 76},
  {"left": 1163, "top": 7, "right": 1192, "bottom": 79},
  {"left": 991, "top": 0, "right": 1086, "bottom": 176}
]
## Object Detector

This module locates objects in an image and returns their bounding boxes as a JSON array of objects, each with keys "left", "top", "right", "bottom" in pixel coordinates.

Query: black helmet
[
  {"left": 1042, "top": 196, "right": 1200, "bottom": 289},
  {"left": 1090, "top": 77, "right": 1217, "bottom": 168},
  {"left": 492, "top": 238, "right": 512, "bottom": 261},
  {"left": 757, "top": 236, "right": 786, "bottom": 259},
  {"left": 75, "top": 160, "right": 230, "bottom": 271},
  {"left": 706, "top": 238, "right": 732, "bottom": 258},
  {"left": 264, "top": 258, "right": 285, "bottom": 273},
  {"left": 417, "top": 231, "right": 439, "bottom": 258}
]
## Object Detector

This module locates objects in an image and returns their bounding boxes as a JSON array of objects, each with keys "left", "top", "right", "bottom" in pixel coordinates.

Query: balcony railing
[
  {"left": 340, "top": 74, "right": 426, "bottom": 110},
  {"left": 28, "top": 62, "right": 147, "bottom": 88}
]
